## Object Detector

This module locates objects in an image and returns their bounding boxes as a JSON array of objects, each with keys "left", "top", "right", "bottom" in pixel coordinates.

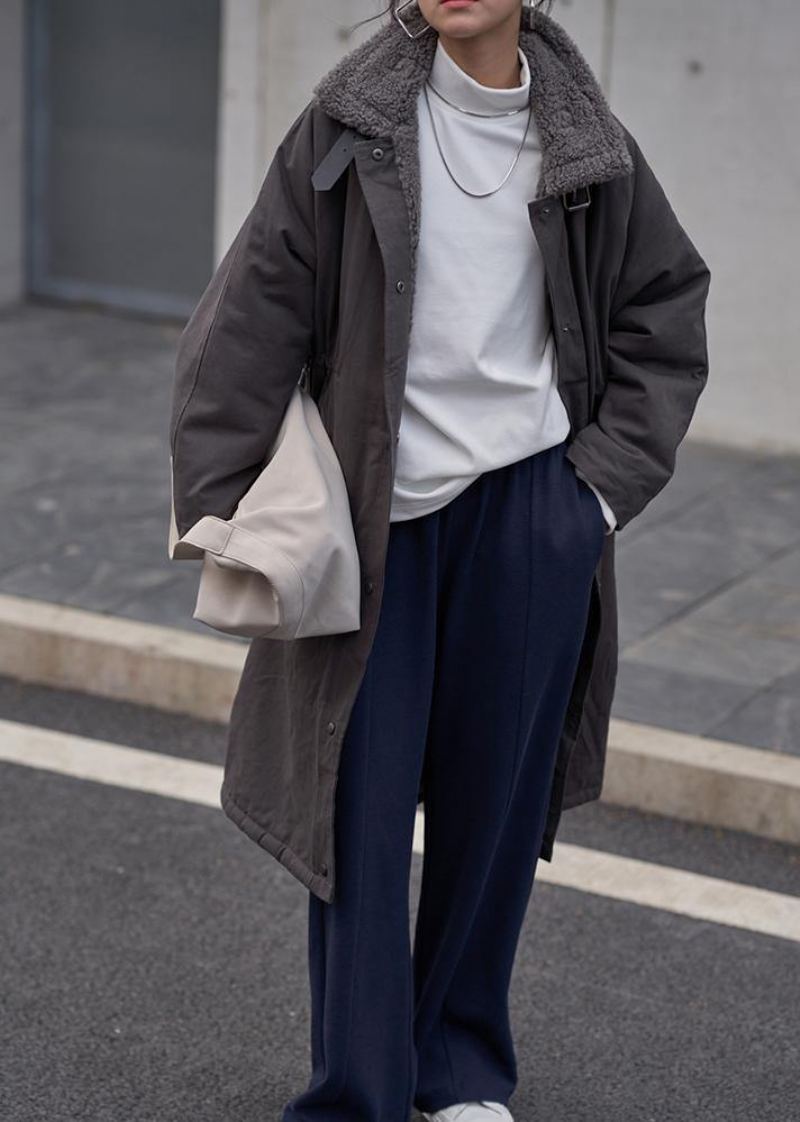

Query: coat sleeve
[
  {"left": 168, "top": 101, "right": 318, "bottom": 559},
  {"left": 564, "top": 132, "right": 711, "bottom": 532}
]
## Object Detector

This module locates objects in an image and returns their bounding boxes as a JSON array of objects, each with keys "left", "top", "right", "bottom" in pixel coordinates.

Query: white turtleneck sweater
[{"left": 389, "top": 37, "right": 616, "bottom": 534}]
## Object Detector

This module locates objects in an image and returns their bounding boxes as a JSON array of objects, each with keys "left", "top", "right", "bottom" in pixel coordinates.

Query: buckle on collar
[{"left": 562, "top": 186, "right": 591, "bottom": 211}]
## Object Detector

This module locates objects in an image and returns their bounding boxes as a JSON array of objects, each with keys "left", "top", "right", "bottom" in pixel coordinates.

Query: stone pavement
[{"left": 2, "top": 300, "right": 799, "bottom": 756}]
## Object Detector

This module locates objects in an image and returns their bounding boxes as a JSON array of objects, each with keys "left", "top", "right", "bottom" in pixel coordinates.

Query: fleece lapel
[{"left": 312, "top": 1, "right": 633, "bottom": 267}]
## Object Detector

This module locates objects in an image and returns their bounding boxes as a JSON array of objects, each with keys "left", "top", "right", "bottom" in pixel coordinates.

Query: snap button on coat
[
  {"left": 371, "top": 146, "right": 384, "bottom": 160},
  {"left": 395, "top": 279, "right": 405, "bottom": 293}
]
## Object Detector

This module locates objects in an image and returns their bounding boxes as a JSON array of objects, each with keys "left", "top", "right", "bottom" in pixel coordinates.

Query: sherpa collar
[{"left": 312, "top": 2, "right": 633, "bottom": 263}]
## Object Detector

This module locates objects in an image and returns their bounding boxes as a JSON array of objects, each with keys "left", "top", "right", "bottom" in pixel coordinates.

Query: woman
[{"left": 168, "top": 1, "right": 711, "bottom": 1119}]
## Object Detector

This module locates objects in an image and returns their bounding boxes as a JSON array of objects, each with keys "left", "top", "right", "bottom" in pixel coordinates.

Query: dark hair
[{"left": 348, "top": 0, "right": 555, "bottom": 36}]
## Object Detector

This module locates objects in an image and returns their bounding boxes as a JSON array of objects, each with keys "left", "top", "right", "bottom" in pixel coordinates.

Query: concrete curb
[
  {"left": 602, "top": 720, "right": 800, "bottom": 848},
  {"left": 0, "top": 593, "right": 244, "bottom": 724},
  {"left": 1, "top": 593, "right": 798, "bottom": 847}
]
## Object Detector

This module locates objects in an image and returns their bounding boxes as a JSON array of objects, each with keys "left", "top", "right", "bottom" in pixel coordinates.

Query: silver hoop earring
[
  {"left": 393, "top": 0, "right": 434, "bottom": 39},
  {"left": 521, "top": 0, "right": 538, "bottom": 30}
]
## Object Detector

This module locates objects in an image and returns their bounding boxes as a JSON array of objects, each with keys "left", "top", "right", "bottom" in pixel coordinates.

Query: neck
[{"left": 436, "top": 16, "right": 523, "bottom": 89}]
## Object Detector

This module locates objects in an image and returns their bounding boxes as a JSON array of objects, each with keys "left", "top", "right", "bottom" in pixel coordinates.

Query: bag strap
[
  {"left": 303, "top": 125, "right": 361, "bottom": 399},
  {"left": 299, "top": 353, "right": 331, "bottom": 401}
]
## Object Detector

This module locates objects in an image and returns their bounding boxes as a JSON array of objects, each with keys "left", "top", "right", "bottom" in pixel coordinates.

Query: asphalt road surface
[{"left": 1, "top": 675, "right": 798, "bottom": 1122}]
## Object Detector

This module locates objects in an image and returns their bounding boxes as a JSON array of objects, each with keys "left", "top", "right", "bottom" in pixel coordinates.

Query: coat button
[
  {"left": 562, "top": 324, "right": 571, "bottom": 333},
  {"left": 326, "top": 720, "right": 336, "bottom": 734},
  {"left": 320, "top": 862, "right": 329, "bottom": 876},
  {"left": 396, "top": 279, "right": 405, "bottom": 293},
  {"left": 371, "top": 146, "right": 384, "bottom": 160},
  {"left": 364, "top": 578, "right": 374, "bottom": 594},
  {"left": 541, "top": 206, "right": 550, "bottom": 216}
]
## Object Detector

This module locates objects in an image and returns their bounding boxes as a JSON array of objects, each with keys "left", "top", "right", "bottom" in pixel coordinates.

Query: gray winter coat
[{"left": 168, "top": 3, "right": 711, "bottom": 902}]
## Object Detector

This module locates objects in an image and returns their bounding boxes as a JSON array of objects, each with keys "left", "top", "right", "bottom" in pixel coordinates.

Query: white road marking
[
  {"left": 532, "top": 842, "right": 800, "bottom": 943},
  {"left": 2, "top": 591, "right": 798, "bottom": 846},
  {"left": 2, "top": 717, "right": 799, "bottom": 944},
  {"left": 0, "top": 718, "right": 221, "bottom": 808}
]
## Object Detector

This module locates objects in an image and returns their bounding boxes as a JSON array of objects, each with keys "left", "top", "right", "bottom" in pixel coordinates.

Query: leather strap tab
[{"left": 311, "top": 127, "right": 359, "bottom": 191}]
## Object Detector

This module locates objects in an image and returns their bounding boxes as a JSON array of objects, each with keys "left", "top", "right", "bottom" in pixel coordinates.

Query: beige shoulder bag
[{"left": 169, "top": 381, "right": 361, "bottom": 640}]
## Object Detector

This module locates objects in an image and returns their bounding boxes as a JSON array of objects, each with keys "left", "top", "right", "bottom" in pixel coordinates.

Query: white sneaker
[{"left": 421, "top": 1102, "right": 513, "bottom": 1122}]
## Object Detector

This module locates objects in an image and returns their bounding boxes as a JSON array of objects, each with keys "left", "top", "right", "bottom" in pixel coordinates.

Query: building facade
[{"left": 0, "top": 0, "right": 797, "bottom": 451}]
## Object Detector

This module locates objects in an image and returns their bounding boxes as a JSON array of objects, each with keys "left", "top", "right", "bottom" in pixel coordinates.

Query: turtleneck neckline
[{"left": 426, "top": 36, "right": 530, "bottom": 115}]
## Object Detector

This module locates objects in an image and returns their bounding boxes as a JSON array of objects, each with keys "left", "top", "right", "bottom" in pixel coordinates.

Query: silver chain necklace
[
  {"left": 423, "top": 80, "right": 533, "bottom": 198},
  {"left": 425, "top": 75, "right": 530, "bottom": 119}
]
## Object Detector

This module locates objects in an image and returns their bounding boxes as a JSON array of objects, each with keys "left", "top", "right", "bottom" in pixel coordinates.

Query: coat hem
[
  {"left": 561, "top": 780, "right": 602, "bottom": 810},
  {"left": 220, "top": 783, "right": 334, "bottom": 903},
  {"left": 538, "top": 779, "right": 602, "bottom": 863}
]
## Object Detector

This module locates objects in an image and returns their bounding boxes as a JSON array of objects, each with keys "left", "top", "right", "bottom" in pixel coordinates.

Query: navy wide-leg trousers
[{"left": 282, "top": 438, "right": 607, "bottom": 1122}]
